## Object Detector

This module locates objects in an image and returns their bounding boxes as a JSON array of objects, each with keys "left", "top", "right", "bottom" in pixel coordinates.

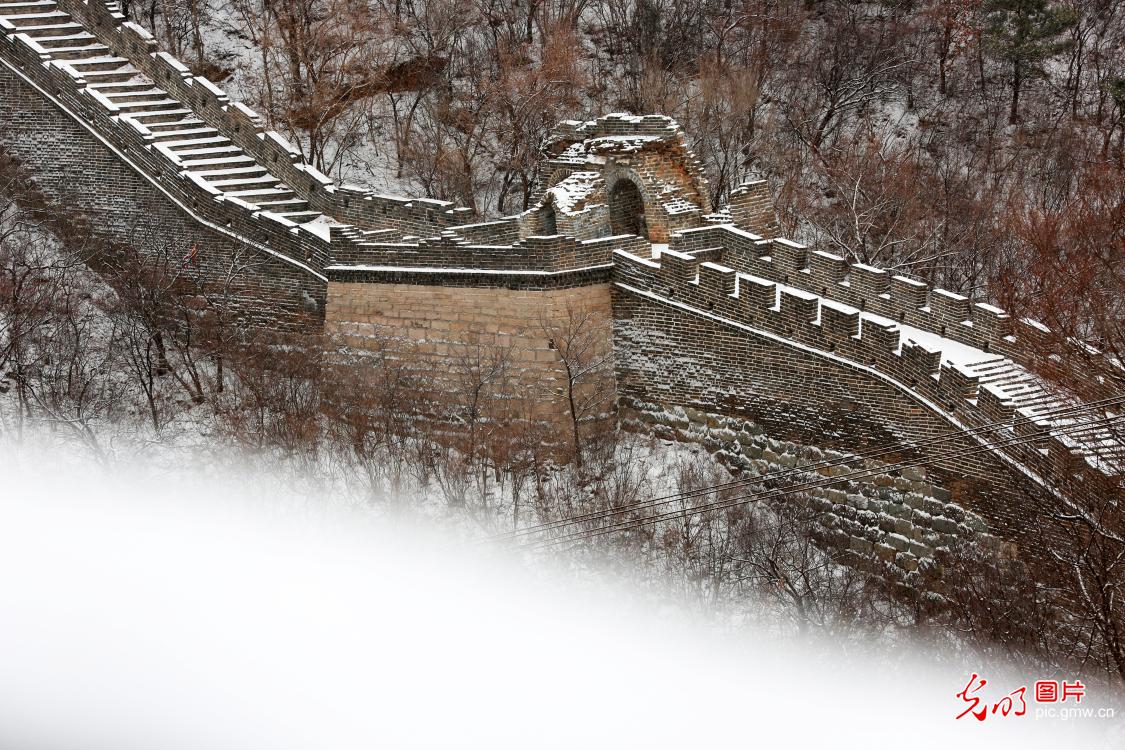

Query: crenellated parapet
[
  {"left": 668, "top": 224, "right": 1020, "bottom": 356},
  {"left": 0, "top": 0, "right": 479, "bottom": 282},
  {"left": 328, "top": 229, "right": 649, "bottom": 287},
  {"left": 612, "top": 237, "right": 1122, "bottom": 492}
]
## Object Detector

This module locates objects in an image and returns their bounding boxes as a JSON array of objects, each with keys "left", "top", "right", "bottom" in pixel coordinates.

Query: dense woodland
[
  {"left": 119, "top": 1, "right": 1125, "bottom": 232},
  {"left": 121, "top": 0, "right": 1125, "bottom": 378},
  {"left": 2, "top": 0, "right": 1124, "bottom": 685}
]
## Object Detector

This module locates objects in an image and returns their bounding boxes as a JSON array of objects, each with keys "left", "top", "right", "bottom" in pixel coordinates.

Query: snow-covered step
[
  {"left": 112, "top": 98, "right": 184, "bottom": 114},
  {"left": 126, "top": 108, "right": 195, "bottom": 124},
  {"left": 965, "top": 365, "right": 1015, "bottom": 379},
  {"left": 4, "top": 10, "right": 69, "bottom": 26},
  {"left": 11, "top": 21, "right": 82, "bottom": 37},
  {"left": 989, "top": 373, "right": 1036, "bottom": 388},
  {"left": 256, "top": 197, "right": 310, "bottom": 211},
  {"left": 145, "top": 124, "right": 213, "bottom": 138},
  {"left": 226, "top": 187, "right": 297, "bottom": 200},
  {"left": 36, "top": 43, "right": 108, "bottom": 59},
  {"left": 206, "top": 174, "right": 280, "bottom": 189},
  {"left": 0, "top": 1, "right": 58, "bottom": 13},
  {"left": 992, "top": 382, "right": 1038, "bottom": 397},
  {"left": 75, "top": 67, "right": 140, "bottom": 83},
  {"left": 1012, "top": 393, "right": 1058, "bottom": 409},
  {"left": 1012, "top": 397, "right": 1058, "bottom": 413},
  {"left": 163, "top": 135, "right": 230, "bottom": 150},
  {"left": 30, "top": 31, "right": 95, "bottom": 47},
  {"left": 86, "top": 78, "right": 149, "bottom": 92},
  {"left": 173, "top": 145, "right": 242, "bottom": 160},
  {"left": 275, "top": 211, "right": 322, "bottom": 223},
  {"left": 964, "top": 357, "right": 1009, "bottom": 371},
  {"left": 63, "top": 54, "right": 129, "bottom": 71},
  {"left": 145, "top": 117, "right": 206, "bottom": 133},
  {"left": 1024, "top": 400, "right": 1071, "bottom": 416},
  {"left": 179, "top": 154, "right": 257, "bottom": 169},
  {"left": 103, "top": 88, "right": 175, "bottom": 104},
  {"left": 978, "top": 370, "right": 1027, "bottom": 384},
  {"left": 991, "top": 377, "right": 1039, "bottom": 392},
  {"left": 189, "top": 164, "right": 268, "bottom": 178}
]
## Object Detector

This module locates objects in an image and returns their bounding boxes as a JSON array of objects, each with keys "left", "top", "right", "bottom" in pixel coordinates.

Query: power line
[
  {"left": 527, "top": 417, "right": 1118, "bottom": 552},
  {"left": 506, "top": 394, "right": 1124, "bottom": 542},
  {"left": 524, "top": 413, "right": 1124, "bottom": 551},
  {"left": 530, "top": 415, "right": 1121, "bottom": 550}
]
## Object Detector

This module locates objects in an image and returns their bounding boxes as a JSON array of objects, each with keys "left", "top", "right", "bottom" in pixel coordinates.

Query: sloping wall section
[{"left": 1, "top": 0, "right": 1119, "bottom": 575}]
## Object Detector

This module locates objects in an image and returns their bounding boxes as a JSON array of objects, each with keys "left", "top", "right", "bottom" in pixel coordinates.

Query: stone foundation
[{"left": 621, "top": 399, "right": 1004, "bottom": 574}]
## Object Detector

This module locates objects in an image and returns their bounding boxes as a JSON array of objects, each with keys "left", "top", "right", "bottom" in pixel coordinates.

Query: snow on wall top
[
  {"left": 1, "top": 0, "right": 474, "bottom": 247},
  {"left": 545, "top": 171, "right": 602, "bottom": 214},
  {"left": 613, "top": 236, "right": 1124, "bottom": 479}
]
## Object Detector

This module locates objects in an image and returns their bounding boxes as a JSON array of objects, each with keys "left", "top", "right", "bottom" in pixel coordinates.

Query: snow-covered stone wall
[
  {"left": 621, "top": 401, "right": 1005, "bottom": 574},
  {"left": 610, "top": 252, "right": 1116, "bottom": 567},
  {"left": 325, "top": 280, "right": 616, "bottom": 447},
  {"left": 2, "top": 0, "right": 1115, "bottom": 549},
  {"left": 0, "top": 62, "right": 324, "bottom": 330}
]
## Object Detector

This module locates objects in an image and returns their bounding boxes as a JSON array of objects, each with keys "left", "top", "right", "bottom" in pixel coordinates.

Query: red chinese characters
[
  {"left": 992, "top": 687, "right": 1027, "bottom": 717},
  {"left": 1062, "top": 681, "right": 1085, "bottom": 703},
  {"left": 1035, "top": 680, "right": 1058, "bottom": 703},
  {"left": 956, "top": 673, "right": 989, "bottom": 721},
  {"left": 957, "top": 674, "right": 1086, "bottom": 720}
]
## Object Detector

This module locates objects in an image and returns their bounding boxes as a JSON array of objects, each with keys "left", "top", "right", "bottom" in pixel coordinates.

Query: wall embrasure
[{"left": 0, "top": 61, "right": 324, "bottom": 329}]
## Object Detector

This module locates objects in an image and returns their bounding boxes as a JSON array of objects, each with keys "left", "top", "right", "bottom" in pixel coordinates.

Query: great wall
[{"left": 2, "top": 0, "right": 1122, "bottom": 569}]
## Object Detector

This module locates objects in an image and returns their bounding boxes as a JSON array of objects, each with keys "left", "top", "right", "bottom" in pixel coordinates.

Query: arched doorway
[
  {"left": 608, "top": 179, "right": 647, "bottom": 238},
  {"left": 538, "top": 201, "right": 557, "bottom": 235}
]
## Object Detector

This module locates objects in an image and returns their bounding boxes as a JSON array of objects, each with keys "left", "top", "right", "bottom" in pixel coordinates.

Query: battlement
[
  {"left": 2, "top": 0, "right": 1119, "bottom": 514},
  {"left": 668, "top": 224, "right": 1019, "bottom": 355},
  {"left": 612, "top": 241, "right": 1122, "bottom": 485}
]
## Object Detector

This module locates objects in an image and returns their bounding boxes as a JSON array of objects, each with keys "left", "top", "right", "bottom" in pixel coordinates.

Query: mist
[{"left": 0, "top": 446, "right": 1118, "bottom": 749}]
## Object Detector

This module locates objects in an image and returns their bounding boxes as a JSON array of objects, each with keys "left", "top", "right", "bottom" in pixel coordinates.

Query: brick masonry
[
  {"left": 326, "top": 282, "right": 615, "bottom": 436},
  {"left": 0, "top": 60, "right": 324, "bottom": 330},
  {"left": 1, "top": 0, "right": 1118, "bottom": 576},
  {"left": 623, "top": 402, "right": 1001, "bottom": 574}
]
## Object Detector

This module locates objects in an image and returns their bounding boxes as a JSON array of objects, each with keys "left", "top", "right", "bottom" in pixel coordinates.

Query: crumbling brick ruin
[{"left": 2, "top": 0, "right": 1121, "bottom": 572}]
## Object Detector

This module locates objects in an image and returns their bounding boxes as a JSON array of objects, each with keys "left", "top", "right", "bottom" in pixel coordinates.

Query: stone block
[
  {"left": 849, "top": 536, "right": 875, "bottom": 555},
  {"left": 908, "top": 540, "right": 933, "bottom": 558},
  {"left": 895, "top": 552, "right": 919, "bottom": 572},
  {"left": 875, "top": 543, "right": 897, "bottom": 563},
  {"left": 931, "top": 516, "right": 958, "bottom": 534}
]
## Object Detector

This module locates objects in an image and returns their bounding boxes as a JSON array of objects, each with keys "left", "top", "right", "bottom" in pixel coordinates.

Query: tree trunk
[{"left": 1009, "top": 63, "right": 1022, "bottom": 125}]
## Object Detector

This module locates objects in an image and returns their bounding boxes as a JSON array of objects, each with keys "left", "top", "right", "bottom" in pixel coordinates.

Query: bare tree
[{"left": 537, "top": 302, "right": 614, "bottom": 467}]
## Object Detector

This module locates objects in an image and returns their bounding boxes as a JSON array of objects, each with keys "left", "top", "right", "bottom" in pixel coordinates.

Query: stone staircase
[
  {"left": 0, "top": 0, "right": 327, "bottom": 225},
  {"left": 961, "top": 357, "right": 1123, "bottom": 474}
]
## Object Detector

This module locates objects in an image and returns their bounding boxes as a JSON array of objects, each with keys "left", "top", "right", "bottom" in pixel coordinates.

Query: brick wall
[
  {"left": 325, "top": 281, "right": 616, "bottom": 444},
  {"left": 0, "top": 62, "right": 324, "bottom": 330},
  {"left": 612, "top": 283, "right": 1063, "bottom": 564},
  {"left": 728, "top": 180, "right": 779, "bottom": 238}
]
